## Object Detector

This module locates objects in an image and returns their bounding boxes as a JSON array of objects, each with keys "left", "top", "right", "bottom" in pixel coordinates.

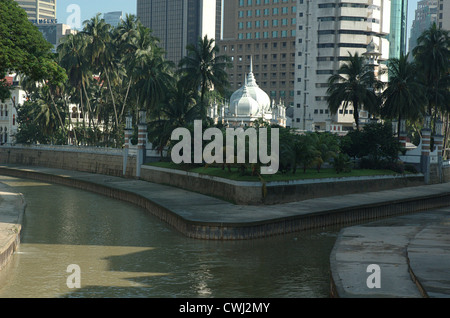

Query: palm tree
[
  {"left": 178, "top": 35, "right": 232, "bottom": 119},
  {"left": 134, "top": 52, "right": 175, "bottom": 117},
  {"left": 148, "top": 80, "right": 199, "bottom": 157},
  {"left": 381, "top": 53, "right": 427, "bottom": 135},
  {"left": 57, "top": 32, "right": 92, "bottom": 139},
  {"left": 413, "top": 23, "right": 450, "bottom": 117},
  {"left": 326, "top": 52, "right": 382, "bottom": 130},
  {"left": 82, "top": 14, "right": 121, "bottom": 133}
]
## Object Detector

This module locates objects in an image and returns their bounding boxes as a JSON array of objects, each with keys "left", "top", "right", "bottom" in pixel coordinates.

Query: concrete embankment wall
[
  {"left": 1, "top": 165, "right": 450, "bottom": 241},
  {"left": 444, "top": 166, "right": 450, "bottom": 182},
  {"left": 140, "top": 165, "right": 425, "bottom": 205},
  {"left": 0, "top": 146, "right": 427, "bottom": 205},
  {"left": 0, "top": 182, "right": 26, "bottom": 271},
  {"left": 0, "top": 146, "right": 136, "bottom": 178}
]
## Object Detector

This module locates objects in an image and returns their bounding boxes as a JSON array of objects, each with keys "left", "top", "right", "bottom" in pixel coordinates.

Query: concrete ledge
[
  {"left": 0, "top": 181, "right": 26, "bottom": 271},
  {"left": 141, "top": 165, "right": 425, "bottom": 205}
]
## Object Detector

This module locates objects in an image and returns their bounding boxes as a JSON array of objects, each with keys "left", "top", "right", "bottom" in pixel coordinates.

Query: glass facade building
[
  {"left": 388, "top": 0, "right": 409, "bottom": 59},
  {"left": 136, "top": 0, "right": 216, "bottom": 65}
]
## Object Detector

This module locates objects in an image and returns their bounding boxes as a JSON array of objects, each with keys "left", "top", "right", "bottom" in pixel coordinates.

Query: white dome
[
  {"left": 230, "top": 71, "right": 271, "bottom": 115},
  {"left": 230, "top": 86, "right": 260, "bottom": 116}
]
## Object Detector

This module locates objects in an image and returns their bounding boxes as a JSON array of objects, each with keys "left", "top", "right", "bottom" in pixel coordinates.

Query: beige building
[
  {"left": 438, "top": 0, "right": 450, "bottom": 30},
  {"left": 15, "top": 0, "right": 57, "bottom": 24},
  {"left": 217, "top": 0, "right": 297, "bottom": 112},
  {"left": 293, "top": 0, "right": 391, "bottom": 131}
]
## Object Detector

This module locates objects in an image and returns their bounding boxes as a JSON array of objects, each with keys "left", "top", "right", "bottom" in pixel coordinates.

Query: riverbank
[
  {"left": 1, "top": 164, "right": 450, "bottom": 241},
  {"left": 0, "top": 179, "right": 26, "bottom": 271},
  {"left": 0, "top": 164, "right": 449, "bottom": 297}
]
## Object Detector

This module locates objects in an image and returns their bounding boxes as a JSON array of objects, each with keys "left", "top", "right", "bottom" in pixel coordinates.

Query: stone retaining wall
[
  {"left": 140, "top": 165, "right": 425, "bottom": 205},
  {"left": 0, "top": 183, "right": 26, "bottom": 271},
  {"left": 444, "top": 166, "right": 450, "bottom": 183},
  {"left": 0, "top": 146, "right": 136, "bottom": 178}
]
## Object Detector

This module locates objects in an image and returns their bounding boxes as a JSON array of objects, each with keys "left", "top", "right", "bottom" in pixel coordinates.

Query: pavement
[{"left": 0, "top": 164, "right": 449, "bottom": 298}]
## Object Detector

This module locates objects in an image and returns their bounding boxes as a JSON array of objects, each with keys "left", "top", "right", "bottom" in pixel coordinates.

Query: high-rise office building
[
  {"left": 15, "top": 0, "right": 57, "bottom": 24},
  {"left": 136, "top": 0, "right": 216, "bottom": 65},
  {"left": 104, "top": 11, "right": 124, "bottom": 27},
  {"left": 437, "top": 0, "right": 450, "bottom": 30},
  {"left": 293, "top": 0, "right": 391, "bottom": 131},
  {"left": 217, "top": 0, "right": 297, "bottom": 111},
  {"left": 408, "top": 0, "right": 438, "bottom": 54},
  {"left": 388, "top": 0, "right": 408, "bottom": 59}
]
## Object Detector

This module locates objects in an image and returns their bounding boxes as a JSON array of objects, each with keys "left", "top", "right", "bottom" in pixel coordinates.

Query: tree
[
  {"left": 295, "top": 134, "right": 321, "bottom": 173},
  {"left": 82, "top": 14, "right": 121, "bottom": 133},
  {"left": 381, "top": 53, "right": 427, "bottom": 135},
  {"left": 311, "top": 132, "right": 340, "bottom": 172},
  {"left": 178, "top": 35, "right": 232, "bottom": 119},
  {"left": 413, "top": 23, "right": 450, "bottom": 117},
  {"left": 148, "top": 80, "right": 200, "bottom": 157},
  {"left": 57, "top": 32, "right": 92, "bottom": 139},
  {"left": 326, "top": 52, "right": 382, "bottom": 130},
  {"left": 0, "top": 0, "right": 64, "bottom": 100}
]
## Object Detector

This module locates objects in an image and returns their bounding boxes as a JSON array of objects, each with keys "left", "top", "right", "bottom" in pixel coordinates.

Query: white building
[
  {"left": 293, "top": 0, "right": 391, "bottom": 132},
  {"left": 0, "top": 75, "right": 26, "bottom": 145},
  {"left": 208, "top": 59, "right": 288, "bottom": 128}
]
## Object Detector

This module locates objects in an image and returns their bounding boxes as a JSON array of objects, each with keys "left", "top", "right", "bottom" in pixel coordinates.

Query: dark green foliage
[{"left": 0, "top": 0, "right": 59, "bottom": 100}]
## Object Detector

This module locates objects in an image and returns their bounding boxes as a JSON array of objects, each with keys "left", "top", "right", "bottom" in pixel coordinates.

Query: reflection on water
[{"left": 0, "top": 176, "right": 339, "bottom": 298}]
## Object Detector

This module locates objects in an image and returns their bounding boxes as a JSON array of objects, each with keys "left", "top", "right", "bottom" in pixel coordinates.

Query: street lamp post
[
  {"left": 123, "top": 112, "right": 133, "bottom": 176},
  {"left": 136, "top": 109, "right": 147, "bottom": 178}
]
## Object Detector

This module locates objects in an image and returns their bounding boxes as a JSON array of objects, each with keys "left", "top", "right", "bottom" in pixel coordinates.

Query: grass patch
[{"left": 145, "top": 161, "right": 405, "bottom": 182}]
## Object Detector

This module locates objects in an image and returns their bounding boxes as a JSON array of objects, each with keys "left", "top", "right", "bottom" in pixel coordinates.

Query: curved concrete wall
[
  {"left": 0, "top": 182, "right": 26, "bottom": 271},
  {"left": 140, "top": 165, "right": 425, "bottom": 205}
]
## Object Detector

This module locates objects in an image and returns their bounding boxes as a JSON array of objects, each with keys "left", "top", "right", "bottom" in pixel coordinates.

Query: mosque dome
[
  {"left": 229, "top": 63, "right": 271, "bottom": 116},
  {"left": 229, "top": 86, "right": 260, "bottom": 116}
]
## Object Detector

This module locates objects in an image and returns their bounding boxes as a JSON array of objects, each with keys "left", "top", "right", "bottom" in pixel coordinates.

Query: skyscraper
[
  {"left": 136, "top": 0, "right": 216, "bottom": 65},
  {"left": 408, "top": 0, "right": 438, "bottom": 54},
  {"left": 15, "top": 0, "right": 57, "bottom": 24},
  {"left": 388, "top": 0, "right": 408, "bottom": 59},
  {"left": 217, "top": 0, "right": 297, "bottom": 111},
  {"left": 104, "top": 11, "right": 124, "bottom": 27},
  {"left": 293, "top": 0, "right": 391, "bottom": 131}
]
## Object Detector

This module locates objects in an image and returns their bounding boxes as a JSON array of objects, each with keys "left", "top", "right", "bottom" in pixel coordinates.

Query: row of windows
[
  {"left": 317, "top": 43, "right": 368, "bottom": 49},
  {"left": 233, "top": 54, "right": 295, "bottom": 62},
  {"left": 238, "top": 18, "right": 296, "bottom": 29},
  {"left": 238, "top": 30, "right": 296, "bottom": 39},
  {"left": 239, "top": 0, "right": 295, "bottom": 7},
  {"left": 221, "top": 41, "right": 296, "bottom": 52},
  {"left": 0, "top": 105, "right": 9, "bottom": 117},
  {"left": 317, "top": 30, "right": 382, "bottom": 36},
  {"left": 318, "top": 3, "right": 369, "bottom": 9},
  {"left": 238, "top": 6, "right": 296, "bottom": 17},
  {"left": 317, "top": 16, "right": 380, "bottom": 23}
]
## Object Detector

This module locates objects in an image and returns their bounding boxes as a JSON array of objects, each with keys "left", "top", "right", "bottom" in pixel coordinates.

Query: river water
[{"left": 0, "top": 176, "right": 340, "bottom": 298}]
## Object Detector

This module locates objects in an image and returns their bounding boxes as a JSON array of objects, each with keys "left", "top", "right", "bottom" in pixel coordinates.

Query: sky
[
  {"left": 56, "top": 0, "right": 420, "bottom": 38},
  {"left": 56, "top": 0, "right": 136, "bottom": 29}
]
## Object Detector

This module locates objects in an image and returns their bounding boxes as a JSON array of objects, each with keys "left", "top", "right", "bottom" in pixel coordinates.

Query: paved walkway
[
  {"left": 0, "top": 164, "right": 449, "bottom": 297},
  {"left": 330, "top": 208, "right": 450, "bottom": 298}
]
